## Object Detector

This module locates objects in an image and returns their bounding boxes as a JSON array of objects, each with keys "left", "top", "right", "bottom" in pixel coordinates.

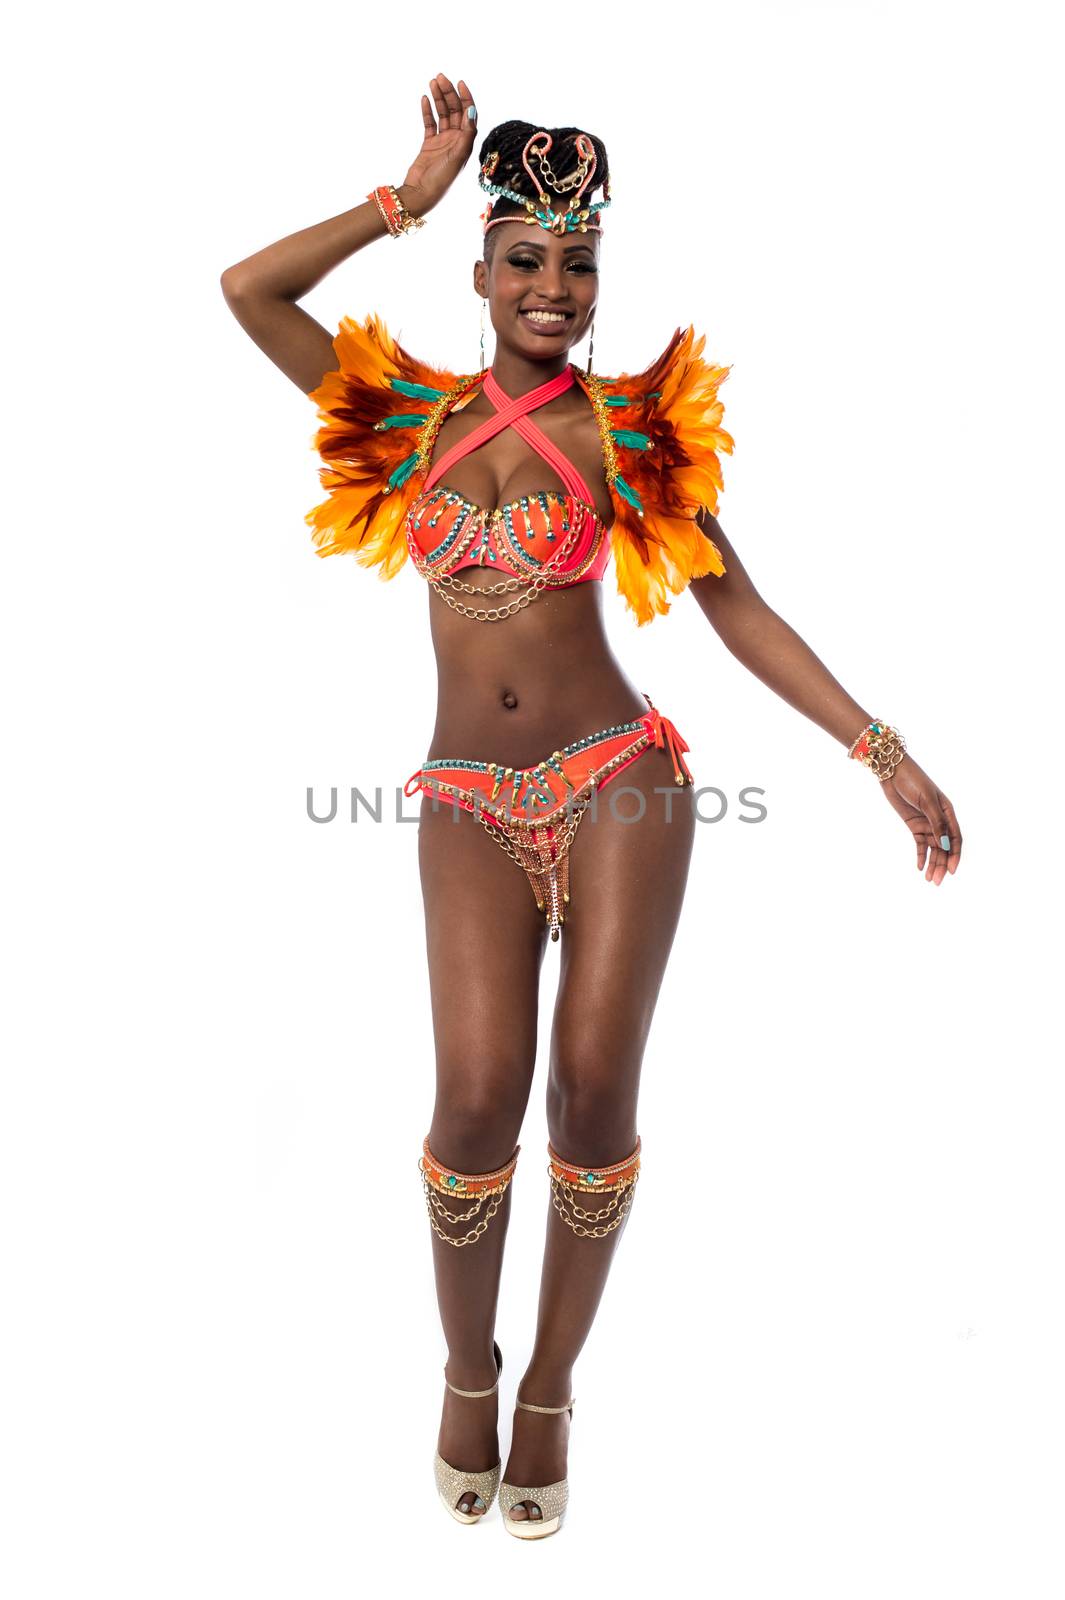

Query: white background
[{"left": 4, "top": 2, "right": 1063, "bottom": 1594}]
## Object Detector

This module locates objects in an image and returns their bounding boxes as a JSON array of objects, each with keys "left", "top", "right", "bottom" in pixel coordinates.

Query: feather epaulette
[
  {"left": 576, "top": 326, "right": 734, "bottom": 626},
  {"left": 305, "top": 313, "right": 478, "bottom": 579},
  {"left": 306, "top": 314, "right": 732, "bottom": 622}
]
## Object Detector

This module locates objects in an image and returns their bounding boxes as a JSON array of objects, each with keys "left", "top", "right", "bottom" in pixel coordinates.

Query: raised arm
[
  {"left": 219, "top": 73, "right": 479, "bottom": 394},
  {"left": 689, "top": 510, "right": 962, "bottom": 886}
]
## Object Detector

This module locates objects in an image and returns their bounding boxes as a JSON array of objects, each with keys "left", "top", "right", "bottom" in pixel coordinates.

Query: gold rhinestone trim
[
  {"left": 434, "top": 1452, "right": 501, "bottom": 1512},
  {"left": 498, "top": 1477, "right": 569, "bottom": 1521}
]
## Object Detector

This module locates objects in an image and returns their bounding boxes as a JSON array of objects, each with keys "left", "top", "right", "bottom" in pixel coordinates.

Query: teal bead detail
[
  {"left": 478, "top": 178, "right": 611, "bottom": 234},
  {"left": 422, "top": 523, "right": 463, "bottom": 563},
  {"left": 500, "top": 502, "right": 538, "bottom": 569},
  {"left": 525, "top": 767, "right": 553, "bottom": 811},
  {"left": 421, "top": 758, "right": 491, "bottom": 773},
  {"left": 559, "top": 719, "right": 643, "bottom": 759},
  {"left": 410, "top": 491, "right": 481, "bottom": 566},
  {"left": 418, "top": 717, "right": 646, "bottom": 791}
]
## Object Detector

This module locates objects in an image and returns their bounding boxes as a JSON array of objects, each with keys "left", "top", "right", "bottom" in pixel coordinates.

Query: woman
[{"left": 221, "top": 73, "right": 962, "bottom": 1540}]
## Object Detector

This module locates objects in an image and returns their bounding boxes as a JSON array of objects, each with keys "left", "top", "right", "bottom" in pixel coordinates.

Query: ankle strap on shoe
[
  {"left": 445, "top": 1374, "right": 500, "bottom": 1399},
  {"left": 515, "top": 1396, "right": 575, "bottom": 1414}
]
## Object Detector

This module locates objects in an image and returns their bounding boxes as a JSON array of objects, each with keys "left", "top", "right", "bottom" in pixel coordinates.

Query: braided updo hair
[{"left": 478, "top": 120, "right": 610, "bottom": 258}]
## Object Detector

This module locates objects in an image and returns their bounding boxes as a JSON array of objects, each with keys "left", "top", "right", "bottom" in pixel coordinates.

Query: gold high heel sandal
[
  {"left": 498, "top": 1392, "right": 576, "bottom": 1540},
  {"left": 433, "top": 1341, "right": 503, "bottom": 1524}
]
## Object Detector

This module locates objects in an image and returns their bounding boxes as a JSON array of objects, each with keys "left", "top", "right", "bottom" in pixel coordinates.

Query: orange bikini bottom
[{"left": 404, "top": 691, "right": 694, "bottom": 940}]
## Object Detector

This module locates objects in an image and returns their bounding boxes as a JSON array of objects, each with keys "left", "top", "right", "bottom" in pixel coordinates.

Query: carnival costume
[
  {"left": 307, "top": 130, "right": 734, "bottom": 944},
  {"left": 304, "top": 125, "right": 908, "bottom": 1538}
]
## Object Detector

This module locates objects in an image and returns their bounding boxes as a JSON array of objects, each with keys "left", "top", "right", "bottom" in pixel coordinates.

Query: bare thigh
[
  {"left": 547, "top": 745, "right": 697, "bottom": 1161},
  {"left": 418, "top": 793, "right": 551, "bottom": 1169}
]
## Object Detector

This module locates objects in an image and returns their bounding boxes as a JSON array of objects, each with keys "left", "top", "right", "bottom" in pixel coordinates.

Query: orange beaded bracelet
[{"left": 368, "top": 183, "right": 425, "bottom": 238}]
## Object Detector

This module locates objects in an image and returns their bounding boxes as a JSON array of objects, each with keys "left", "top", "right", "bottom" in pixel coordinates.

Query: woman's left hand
[{"left": 877, "top": 754, "right": 962, "bottom": 885}]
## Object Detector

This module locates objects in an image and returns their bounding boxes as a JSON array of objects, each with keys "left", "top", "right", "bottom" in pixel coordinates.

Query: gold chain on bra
[{"left": 405, "top": 505, "right": 605, "bottom": 621}]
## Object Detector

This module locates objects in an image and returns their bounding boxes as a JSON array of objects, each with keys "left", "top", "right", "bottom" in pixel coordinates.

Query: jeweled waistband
[
  {"left": 417, "top": 715, "right": 646, "bottom": 778},
  {"left": 403, "top": 693, "right": 694, "bottom": 814}
]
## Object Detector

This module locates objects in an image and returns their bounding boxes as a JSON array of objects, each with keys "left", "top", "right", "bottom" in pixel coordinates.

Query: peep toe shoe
[
  {"left": 498, "top": 1392, "right": 576, "bottom": 1540},
  {"left": 433, "top": 1341, "right": 503, "bottom": 1525}
]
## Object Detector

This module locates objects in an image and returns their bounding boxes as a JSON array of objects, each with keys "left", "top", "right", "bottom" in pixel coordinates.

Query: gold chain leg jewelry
[
  {"left": 419, "top": 1136, "right": 519, "bottom": 1248},
  {"left": 546, "top": 1137, "right": 642, "bottom": 1239}
]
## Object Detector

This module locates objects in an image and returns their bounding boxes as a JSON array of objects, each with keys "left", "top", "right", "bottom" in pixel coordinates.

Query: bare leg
[
  {"left": 418, "top": 793, "right": 549, "bottom": 1514},
  {"left": 501, "top": 747, "right": 696, "bottom": 1523}
]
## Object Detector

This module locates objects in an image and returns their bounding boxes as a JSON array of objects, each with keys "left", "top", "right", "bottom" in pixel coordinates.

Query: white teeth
[{"left": 523, "top": 310, "right": 568, "bottom": 323}]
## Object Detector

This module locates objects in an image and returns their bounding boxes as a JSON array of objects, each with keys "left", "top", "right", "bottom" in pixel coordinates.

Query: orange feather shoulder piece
[
  {"left": 575, "top": 327, "right": 734, "bottom": 626},
  {"left": 304, "top": 313, "right": 479, "bottom": 579}
]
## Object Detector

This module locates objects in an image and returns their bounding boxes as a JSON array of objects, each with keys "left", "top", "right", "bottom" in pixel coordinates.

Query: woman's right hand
[{"left": 401, "top": 74, "right": 479, "bottom": 215}]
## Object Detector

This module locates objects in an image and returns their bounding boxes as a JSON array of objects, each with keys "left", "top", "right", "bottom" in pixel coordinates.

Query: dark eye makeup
[{"left": 506, "top": 253, "right": 597, "bottom": 274}]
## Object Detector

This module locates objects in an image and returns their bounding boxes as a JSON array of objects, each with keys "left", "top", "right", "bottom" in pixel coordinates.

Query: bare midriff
[{"left": 424, "top": 573, "right": 650, "bottom": 765}]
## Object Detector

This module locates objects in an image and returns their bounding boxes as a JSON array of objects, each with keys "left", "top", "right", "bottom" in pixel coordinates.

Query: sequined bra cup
[
  {"left": 404, "top": 367, "right": 611, "bottom": 616},
  {"left": 406, "top": 485, "right": 610, "bottom": 586}
]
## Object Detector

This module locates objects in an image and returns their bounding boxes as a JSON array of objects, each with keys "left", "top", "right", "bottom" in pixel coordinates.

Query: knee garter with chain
[{"left": 419, "top": 1134, "right": 641, "bottom": 1244}]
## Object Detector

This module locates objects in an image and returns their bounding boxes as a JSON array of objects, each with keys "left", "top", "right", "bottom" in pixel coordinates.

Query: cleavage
[{"left": 432, "top": 422, "right": 569, "bottom": 514}]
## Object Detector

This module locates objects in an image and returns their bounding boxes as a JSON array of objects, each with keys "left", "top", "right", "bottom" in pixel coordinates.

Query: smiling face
[{"left": 474, "top": 221, "right": 600, "bottom": 360}]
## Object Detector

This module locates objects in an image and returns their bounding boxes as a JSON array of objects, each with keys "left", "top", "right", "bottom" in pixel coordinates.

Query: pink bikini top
[{"left": 405, "top": 366, "right": 611, "bottom": 592}]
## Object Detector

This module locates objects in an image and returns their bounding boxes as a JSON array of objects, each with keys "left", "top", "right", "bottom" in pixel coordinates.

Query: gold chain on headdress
[
  {"left": 480, "top": 130, "right": 610, "bottom": 236},
  {"left": 526, "top": 134, "right": 593, "bottom": 196}
]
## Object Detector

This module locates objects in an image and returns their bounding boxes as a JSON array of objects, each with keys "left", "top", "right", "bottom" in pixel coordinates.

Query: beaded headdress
[{"left": 479, "top": 129, "right": 611, "bottom": 237}]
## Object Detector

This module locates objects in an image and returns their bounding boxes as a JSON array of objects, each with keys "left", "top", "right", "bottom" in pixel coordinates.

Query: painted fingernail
[
  {"left": 467, "top": 105, "right": 477, "bottom": 121},
  {"left": 940, "top": 834, "right": 950, "bottom": 850}
]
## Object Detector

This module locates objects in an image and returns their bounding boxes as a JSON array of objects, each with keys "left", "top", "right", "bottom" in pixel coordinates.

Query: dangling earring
[
  {"left": 479, "top": 298, "right": 487, "bottom": 371},
  {"left": 586, "top": 318, "right": 596, "bottom": 377}
]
